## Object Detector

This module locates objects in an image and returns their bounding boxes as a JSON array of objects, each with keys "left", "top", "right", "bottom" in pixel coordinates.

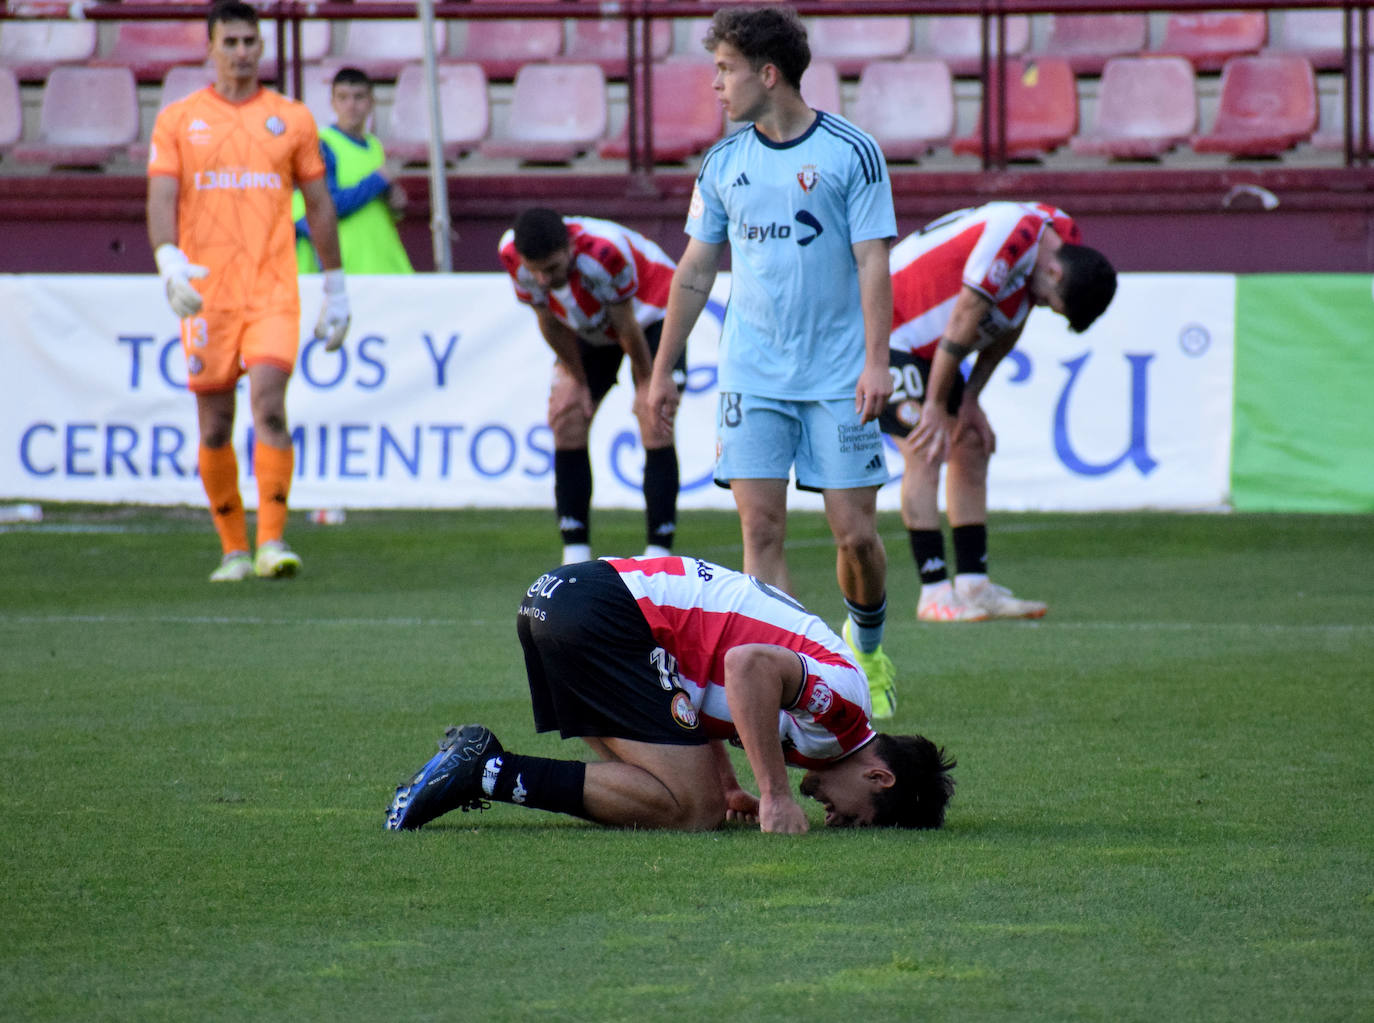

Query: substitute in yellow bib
[{"left": 294, "top": 66, "right": 413, "bottom": 274}]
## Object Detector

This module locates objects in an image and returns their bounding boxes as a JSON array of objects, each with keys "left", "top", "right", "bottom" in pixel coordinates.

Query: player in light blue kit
[{"left": 647, "top": 5, "right": 899, "bottom": 718}]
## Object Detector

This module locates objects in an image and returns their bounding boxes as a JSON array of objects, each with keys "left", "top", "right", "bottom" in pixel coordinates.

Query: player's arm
[
  {"left": 147, "top": 174, "right": 207, "bottom": 319},
  {"left": 300, "top": 175, "right": 351, "bottom": 351},
  {"left": 650, "top": 236, "right": 723, "bottom": 428},
  {"left": 534, "top": 304, "right": 595, "bottom": 422},
  {"left": 954, "top": 323, "right": 1022, "bottom": 456},
  {"left": 906, "top": 284, "right": 993, "bottom": 464},
  {"left": 606, "top": 299, "right": 669, "bottom": 446},
  {"left": 853, "top": 237, "right": 894, "bottom": 424},
  {"left": 722, "top": 643, "right": 808, "bottom": 835}
]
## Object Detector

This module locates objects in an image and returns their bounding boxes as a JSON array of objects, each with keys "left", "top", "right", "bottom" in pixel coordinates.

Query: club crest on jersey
[
  {"left": 895, "top": 399, "right": 921, "bottom": 429},
  {"left": 805, "top": 681, "right": 834, "bottom": 716},
  {"left": 670, "top": 691, "right": 698, "bottom": 730},
  {"left": 797, "top": 164, "right": 820, "bottom": 193},
  {"left": 264, "top": 115, "right": 286, "bottom": 137},
  {"left": 988, "top": 258, "right": 1011, "bottom": 288},
  {"left": 187, "top": 355, "right": 204, "bottom": 376}
]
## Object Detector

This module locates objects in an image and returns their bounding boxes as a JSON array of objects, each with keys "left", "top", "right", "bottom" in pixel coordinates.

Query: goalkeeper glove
[
  {"left": 154, "top": 244, "right": 208, "bottom": 319},
  {"left": 315, "top": 269, "right": 351, "bottom": 352}
]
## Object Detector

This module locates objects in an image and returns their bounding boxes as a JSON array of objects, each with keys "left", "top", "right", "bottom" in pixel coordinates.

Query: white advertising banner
[{"left": 0, "top": 273, "right": 1234, "bottom": 512}]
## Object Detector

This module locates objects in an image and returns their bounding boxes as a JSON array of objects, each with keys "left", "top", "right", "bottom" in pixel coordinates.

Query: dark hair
[
  {"left": 332, "top": 66, "right": 373, "bottom": 91},
  {"left": 870, "top": 733, "right": 956, "bottom": 829},
  {"left": 207, "top": 0, "right": 259, "bottom": 35},
  {"left": 703, "top": 6, "right": 810, "bottom": 91},
  {"left": 512, "top": 207, "right": 570, "bottom": 261},
  {"left": 1057, "top": 244, "right": 1117, "bottom": 333}
]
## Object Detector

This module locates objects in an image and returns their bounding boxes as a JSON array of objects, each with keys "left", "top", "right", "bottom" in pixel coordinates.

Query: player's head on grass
[
  {"left": 704, "top": 5, "right": 811, "bottom": 91},
  {"left": 800, "top": 733, "right": 956, "bottom": 829},
  {"left": 512, "top": 207, "right": 573, "bottom": 290},
  {"left": 1055, "top": 244, "right": 1118, "bottom": 333}
]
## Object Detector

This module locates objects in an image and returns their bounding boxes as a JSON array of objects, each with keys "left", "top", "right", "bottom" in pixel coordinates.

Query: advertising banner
[{"left": 2, "top": 273, "right": 1235, "bottom": 512}]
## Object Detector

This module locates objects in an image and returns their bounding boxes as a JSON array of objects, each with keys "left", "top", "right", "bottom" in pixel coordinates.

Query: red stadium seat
[
  {"left": 0, "top": 67, "right": 21, "bottom": 154},
  {"left": 95, "top": 21, "right": 208, "bottom": 83},
  {"left": 1157, "top": 12, "right": 1267, "bottom": 73},
  {"left": 336, "top": 19, "right": 448, "bottom": 81},
  {"left": 1191, "top": 54, "right": 1317, "bottom": 157},
  {"left": 1035, "top": 13, "right": 1148, "bottom": 75},
  {"left": 457, "top": 19, "right": 564, "bottom": 81},
  {"left": 383, "top": 62, "right": 490, "bottom": 164},
  {"left": 950, "top": 58, "right": 1078, "bottom": 160},
  {"left": 1070, "top": 56, "right": 1197, "bottom": 160},
  {"left": 1266, "top": 9, "right": 1373, "bottom": 72},
  {"left": 850, "top": 59, "right": 954, "bottom": 162},
  {"left": 1312, "top": 58, "right": 1374, "bottom": 152},
  {"left": 12, "top": 66, "right": 140, "bottom": 168},
  {"left": 564, "top": 17, "right": 672, "bottom": 80},
  {"left": 0, "top": 20, "right": 97, "bottom": 83},
  {"left": 480, "top": 63, "right": 607, "bottom": 163},
  {"left": 807, "top": 15, "right": 913, "bottom": 78},
  {"left": 916, "top": 15, "right": 1031, "bottom": 77},
  {"left": 801, "top": 58, "right": 842, "bottom": 115},
  {"left": 598, "top": 59, "right": 721, "bottom": 163}
]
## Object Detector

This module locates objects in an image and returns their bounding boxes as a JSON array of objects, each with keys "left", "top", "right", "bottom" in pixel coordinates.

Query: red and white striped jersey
[
  {"left": 605, "top": 555, "right": 877, "bottom": 769},
  {"left": 889, "top": 201, "right": 1081, "bottom": 358},
  {"left": 498, "top": 215, "right": 676, "bottom": 348}
]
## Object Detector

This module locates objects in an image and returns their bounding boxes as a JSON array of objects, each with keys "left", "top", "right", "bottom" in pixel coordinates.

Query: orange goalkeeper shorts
[{"left": 181, "top": 309, "right": 300, "bottom": 394}]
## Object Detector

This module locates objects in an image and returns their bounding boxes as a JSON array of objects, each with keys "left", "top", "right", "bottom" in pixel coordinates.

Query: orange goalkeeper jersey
[{"left": 148, "top": 86, "right": 325, "bottom": 315}]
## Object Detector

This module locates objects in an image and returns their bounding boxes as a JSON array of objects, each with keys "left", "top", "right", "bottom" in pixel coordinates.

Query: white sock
[
  {"left": 562, "top": 543, "right": 592, "bottom": 565},
  {"left": 642, "top": 544, "right": 672, "bottom": 558}
]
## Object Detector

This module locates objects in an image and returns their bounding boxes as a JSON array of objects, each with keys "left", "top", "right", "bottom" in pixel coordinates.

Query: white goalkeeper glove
[
  {"left": 315, "top": 269, "right": 351, "bottom": 352},
  {"left": 154, "top": 244, "right": 208, "bottom": 319}
]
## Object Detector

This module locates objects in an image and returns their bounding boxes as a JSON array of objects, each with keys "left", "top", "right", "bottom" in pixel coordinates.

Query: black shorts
[
  {"left": 516, "top": 559, "right": 706, "bottom": 745},
  {"left": 877, "top": 348, "right": 966, "bottom": 438},
  {"left": 579, "top": 321, "right": 687, "bottom": 405}
]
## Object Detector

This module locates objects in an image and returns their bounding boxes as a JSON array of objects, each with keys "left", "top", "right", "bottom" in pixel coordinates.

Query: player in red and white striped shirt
[
  {"left": 386, "top": 555, "right": 955, "bottom": 834},
  {"left": 882, "top": 203, "right": 1116, "bottom": 622},
  {"left": 500, "top": 209, "right": 685, "bottom": 565}
]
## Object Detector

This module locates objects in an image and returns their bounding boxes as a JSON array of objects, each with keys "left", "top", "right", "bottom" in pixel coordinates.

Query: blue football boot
[{"left": 386, "top": 724, "right": 503, "bottom": 830}]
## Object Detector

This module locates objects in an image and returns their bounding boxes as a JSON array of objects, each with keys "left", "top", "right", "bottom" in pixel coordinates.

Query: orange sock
[
  {"left": 254, "top": 440, "right": 294, "bottom": 545},
  {"left": 199, "top": 444, "right": 249, "bottom": 555}
]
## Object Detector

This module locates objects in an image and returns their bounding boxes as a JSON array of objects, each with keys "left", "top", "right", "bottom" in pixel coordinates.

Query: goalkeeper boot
[
  {"left": 209, "top": 551, "right": 253, "bottom": 583},
  {"left": 956, "top": 577, "right": 1047, "bottom": 620},
  {"left": 386, "top": 724, "right": 504, "bottom": 831},
  {"left": 254, "top": 540, "right": 301, "bottom": 579},
  {"left": 917, "top": 580, "right": 990, "bottom": 623},
  {"left": 842, "top": 618, "right": 898, "bottom": 720}
]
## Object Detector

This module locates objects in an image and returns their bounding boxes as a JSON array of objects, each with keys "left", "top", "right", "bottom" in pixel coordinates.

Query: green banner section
[{"left": 1232, "top": 275, "right": 1374, "bottom": 512}]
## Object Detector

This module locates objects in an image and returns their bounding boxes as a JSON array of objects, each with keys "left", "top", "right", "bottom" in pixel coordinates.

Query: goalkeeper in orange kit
[{"left": 146, "top": 0, "right": 351, "bottom": 581}]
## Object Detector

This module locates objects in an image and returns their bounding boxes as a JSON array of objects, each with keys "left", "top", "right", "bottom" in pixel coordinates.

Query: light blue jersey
[{"left": 687, "top": 111, "right": 896, "bottom": 400}]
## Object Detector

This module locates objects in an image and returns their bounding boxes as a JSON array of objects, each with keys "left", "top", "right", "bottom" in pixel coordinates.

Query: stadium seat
[
  {"left": 807, "top": 15, "right": 913, "bottom": 78},
  {"left": 1266, "top": 9, "right": 1373, "bottom": 72},
  {"left": 598, "top": 59, "right": 720, "bottom": 163},
  {"left": 457, "top": 18, "right": 564, "bottom": 81},
  {"left": 950, "top": 58, "right": 1078, "bottom": 160},
  {"left": 480, "top": 63, "right": 607, "bottom": 163},
  {"left": 849, "top": 59, "right": 954, "bottom": 161},
  {"left": 1191, "top": 54, "right": 1317, "bottom": 157},
  {"left": 1312, "top": 57, "right": 1374, "bottom": 152},
  {"left": 128, "top": 64, "right": 218, "bottom": 165},
  {"left": 1070, "top": 56, "right": 1197, "bottom": 160},
  {"left": 1035, "top": 13, "right": 1148, "bottom": 75},
  {"left": 11, "top": 66, "right": 140, "bottom": 168},
  {"left": 383, "top": 62, "right": 489, "bottom": 164},
  {"left": 299, "top": 61, "right": 348, "bottom": 129},
  {"left": 1156, "top": 12, "right": 1267, "bottom": 72},
  {"left": 95, "top": 21, "right": 208, "bottom": 83},
  {"left": 801, "top": 58, "right": 842, "bottom": 114},
  {"left": 916, "top": 15, "right": 1031, "bottom": 77},
  {"left": 564, "top": 16, "right": 673, "bottom": 80},
  {"left": 336, "top": 18, "right": 447, "bottom": 81},
  {"left": 0, "top": 20, "right": 97, "bottom": 83},
  {"left": 0, "top": 67, "right": 21, "bottom": 156},
  {"left": 257, "top": 19, "right": 332, "bottom": 82}
]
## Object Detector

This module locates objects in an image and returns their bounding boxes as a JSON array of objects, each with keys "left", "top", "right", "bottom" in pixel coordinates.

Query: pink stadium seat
[
  {"left": 1266, "top": 9, "right": 1373, "bottom": 72},
  {"left": 383, "top": 62, "right": 489, "bottom": 164},
  {"left": 1070, "top": 56, "right": 1197, "bottom": 160},
  {"left": 95, "top": 21, "right": 208, "bottom": 83},
  {"left": 1157, "top": 12, "right": 1267, "bottom": 73},
  {"left": 336, "top": 18, "right": 447, "bottom": 81},
  {"left": 850, "top": 59, "right": 954, "bottom": 161},
  {"left": 564, "top": 17, "right": 672, "bottom": 80},
  {"left": 1191, "top": 54, "right": 1317, "bottom": 157},
  {"left": 950, "top": 58, "right": 1078, "bottom": 160},
  {"left": 0, "top": 20, "right": 97, "bottom": 82},
  {"left": 917, "top": 15, "right": 1031, "bottom": 77},
  {"left": 458, "top": 19, "right": 564, "bottom": 81},
  {"left": 0, "top": 67, "right": 21, "bottom": 154},
  {"left": 1312, "top": 58, "right": 1374, "bottom": 152},
  {"left": 1035, "top": 13, "right": 1149, "bottom": 75},
  {"left": 801, "top": 58, "right": 842, "bottom": 114},
  {"left": 599, "top": 59, "right": 720, "bottom": 163},
  {"left": 807, "top": 15, "right": 913, "bottom": 78},
  {"left": 481, "top": 63, "right": 607, "bottom": 163},
  {"left": 12, "top": 66, "right": 140, "bottom": 168},
  {"left": 257, "top": 19, "right": 331, "bottom": 81},
  {"left": 299, "top": 61, "right": 348, "bottom": 129}
]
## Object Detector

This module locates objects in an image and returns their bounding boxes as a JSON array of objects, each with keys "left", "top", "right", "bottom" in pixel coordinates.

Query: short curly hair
[
  {"left": 703, "top": 6, "right": 810, "bottom": 91},
  {"left": 870, "top": 733, "right": 957, "bottom": 829}
]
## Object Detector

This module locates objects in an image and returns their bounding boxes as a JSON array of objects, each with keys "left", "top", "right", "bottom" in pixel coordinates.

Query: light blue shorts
[{"left": 714, "top": 392, "right": 889, "bottom": 492}]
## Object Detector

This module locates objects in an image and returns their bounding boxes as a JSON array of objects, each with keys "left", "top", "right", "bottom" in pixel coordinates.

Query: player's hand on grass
[
  {"left": 723, "top": 786, "right": 760, "bottom": 824},
  {"left": 315, "top": 269, "right": 351, "bottom": 352},
  {"left": 758, "top": 793, "right": 809, "bottom": 834},
  {"left": 154, "top": 244, "right": 208, "bottom": 319}
]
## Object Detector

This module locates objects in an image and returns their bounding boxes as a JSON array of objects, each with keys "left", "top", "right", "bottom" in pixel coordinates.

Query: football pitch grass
[{"left": 2, "top": 506, "right": 1370, "bottom": 1022}]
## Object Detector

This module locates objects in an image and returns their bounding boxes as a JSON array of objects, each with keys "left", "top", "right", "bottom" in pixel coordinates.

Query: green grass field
[{"left": 2, "top": 505, "right": 1371, "bottom": 1022}]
